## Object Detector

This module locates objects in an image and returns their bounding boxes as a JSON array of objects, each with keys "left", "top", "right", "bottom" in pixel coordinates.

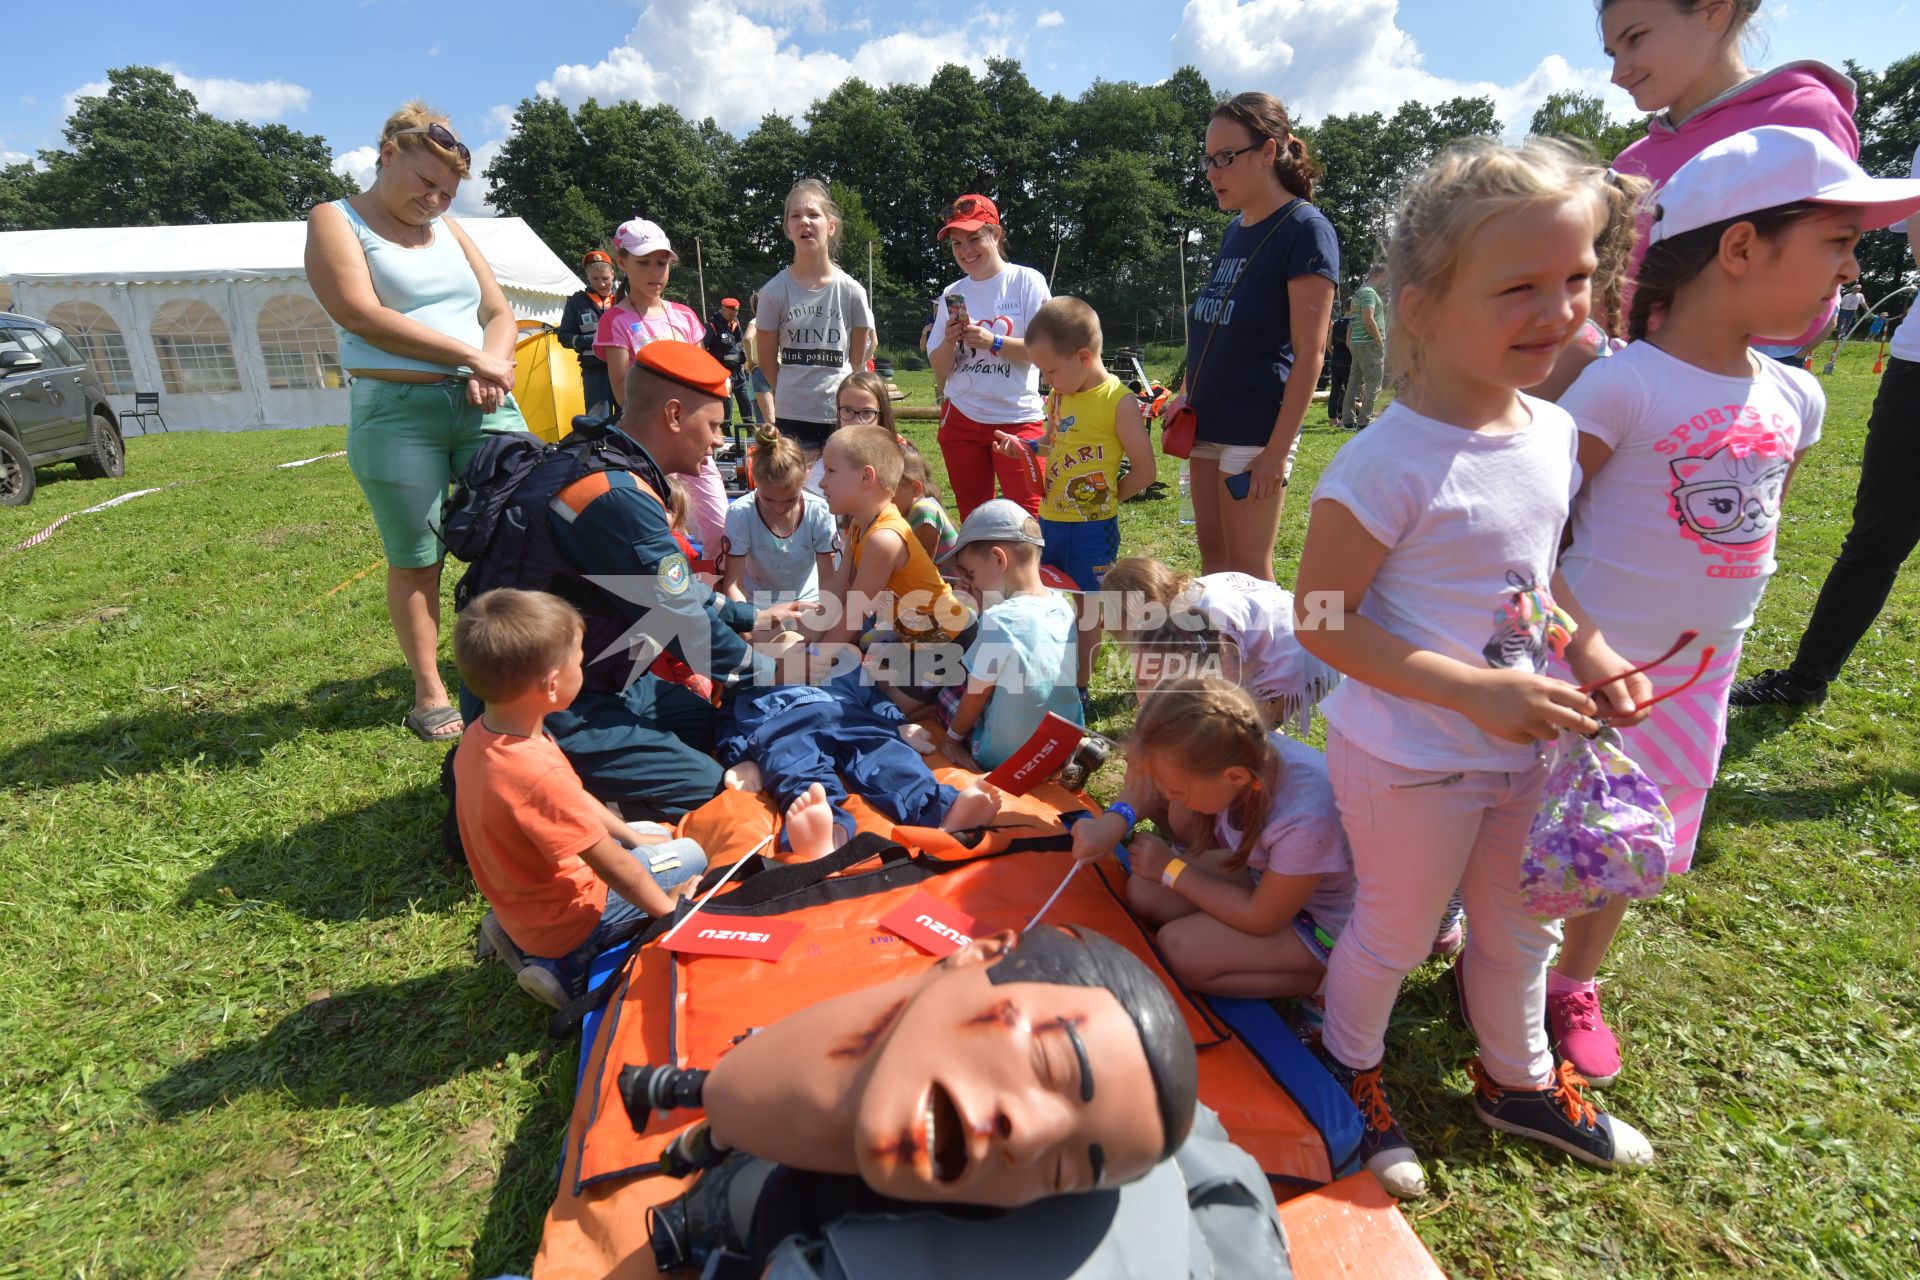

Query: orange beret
[{"left": 631, "top": 340, "right": 730, "bottom": 400}]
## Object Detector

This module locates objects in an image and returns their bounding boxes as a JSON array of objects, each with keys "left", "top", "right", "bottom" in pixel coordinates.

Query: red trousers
[{"left": 937, "top": 402, "right": 1044, "bottom": 518}]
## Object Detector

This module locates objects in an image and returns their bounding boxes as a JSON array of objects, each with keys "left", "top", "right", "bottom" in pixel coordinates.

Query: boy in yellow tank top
[
  {"left": 995, "top": 297, "right": 1156, "bottom": 704},
  {"left": 817, "top": 424, "right": 970, "bottom": 655}
]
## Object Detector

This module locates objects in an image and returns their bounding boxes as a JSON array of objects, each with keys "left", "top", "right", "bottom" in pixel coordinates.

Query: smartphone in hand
[
  {"left": 1226, "top": 471, "right": 1252, "bottom": 500},
  {"left": 945, "top": 294, "right": 971, "bottom": 351}
]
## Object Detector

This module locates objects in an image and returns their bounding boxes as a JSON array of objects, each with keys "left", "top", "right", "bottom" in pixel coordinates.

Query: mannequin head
[{"left": 701, "top": 925, "right": 1197, "bottom": 1209}]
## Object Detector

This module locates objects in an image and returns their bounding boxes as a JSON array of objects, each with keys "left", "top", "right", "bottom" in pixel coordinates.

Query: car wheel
[
  {"left": 0, "top": 431, "right": 35, "bottom": 507},
  {"left": 75, "top": 412, "right": 126, "bottom": 480}
]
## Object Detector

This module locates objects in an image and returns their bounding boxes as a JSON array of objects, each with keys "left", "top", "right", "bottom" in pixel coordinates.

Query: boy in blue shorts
[{"left": 996, "top": 296, "right": 1156, "bottom": 709}]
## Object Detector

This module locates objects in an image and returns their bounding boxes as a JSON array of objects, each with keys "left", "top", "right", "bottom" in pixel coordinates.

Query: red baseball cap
[
  {"left": 632, "top": 341, "right": 729, "bottom": 399},
  {"left": 938, "top": 193, "right": 1001, "bottom": 240},
  {"left": 720, "top": 296, "right": 740, "bottom": 308}
]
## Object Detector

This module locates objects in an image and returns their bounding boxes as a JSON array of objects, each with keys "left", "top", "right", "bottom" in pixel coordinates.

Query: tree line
[
  {"left": 4, "top": 56, "right": 1915, "bottom": 320},
  {"left": 0, "top": 68, "right": 355, "bottom": 232}
]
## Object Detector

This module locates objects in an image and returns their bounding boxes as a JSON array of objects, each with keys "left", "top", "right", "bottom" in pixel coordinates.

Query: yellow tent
[{"left": 514, "top": 319, "right": 586, "bottom": 443}]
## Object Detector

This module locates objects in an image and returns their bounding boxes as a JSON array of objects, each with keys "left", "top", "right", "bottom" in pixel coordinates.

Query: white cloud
[
  {"left": 63, "top": 80, "right": 109, "bottom": 115},
  {"left": 428, "top": 42, "right": 442, "bottom": 57},
  {"left": 165, "top": 68, "right": 311, "bottom": 121},
  {"left": 1169, "top": 0, "right": 1635, "bottom": 136},
  {"left": 451, "top": 139, "right": 504, "bottom": 219},
  {"left": 2, "top": 149, "right": 30, "bottom": 166},
  {"left": 330, "top": 140, "right": 503, "bottom": 219},
  {"left": 1036, "top": 10, "right": 1066, "bottom": 28},
  {"left": 735, "top": 0, "right": 828, "bottom": 32},
  {"left": 332, "top": 144, "right": 379, "bottom": 193},
  {"left": 536, "top": 0, "right": 1014, "bottom": 135},
  {"left": 64, "top": 68, "right": 311, "bottom": 123},
  {"left": 18, "top": 95, "right": 35, "bottom": 109}
]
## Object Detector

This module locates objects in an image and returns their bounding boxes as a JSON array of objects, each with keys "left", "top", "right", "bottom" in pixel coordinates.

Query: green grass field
[{"left": 2, "top": 345, "right": 1915, "bottom": 1278}]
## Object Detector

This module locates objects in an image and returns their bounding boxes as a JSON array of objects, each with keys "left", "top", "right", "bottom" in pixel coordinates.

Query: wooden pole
[
  {"left": 696, "top": 237, "right": 708, "bottom": 316},
  {"left": 1049, "top": 240, "right": 1062, "bottom": 291},
  {"left": 1177, "top": 227, "right": 1190, "bottom": 350}
]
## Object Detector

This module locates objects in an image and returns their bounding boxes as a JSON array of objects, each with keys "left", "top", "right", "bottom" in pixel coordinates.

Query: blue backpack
[{"left": 441, "top": 427, "right": 635, "bottom": 613}]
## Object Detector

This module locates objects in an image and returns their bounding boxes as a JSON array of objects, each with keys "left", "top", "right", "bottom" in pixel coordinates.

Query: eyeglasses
[
  {"left": 1200, "top": 142, "right": 1264, "bottom": 171},
  {"left": 1578, "top": 629, "right": 1720, "bottom": 724},
  {"left": 398, "top": 123, "right": 471, "bottom": 168},
  {"left": 837, "top": 405, "right": 881, "bottom": 425}
]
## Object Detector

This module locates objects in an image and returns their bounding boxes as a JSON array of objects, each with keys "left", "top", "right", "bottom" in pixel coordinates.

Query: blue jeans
[{"left": 526, "top": 838, "right": 708, "bottom": 991}]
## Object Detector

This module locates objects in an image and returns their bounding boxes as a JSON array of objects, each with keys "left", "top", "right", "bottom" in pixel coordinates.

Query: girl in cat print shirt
[{"left": 1550, "top": 126, "right": 1920, "bottom": 1088}]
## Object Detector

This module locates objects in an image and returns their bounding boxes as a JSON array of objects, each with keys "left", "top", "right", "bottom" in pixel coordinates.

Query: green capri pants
[{"left": 347, "top": 377, "right": 528, "bottom": 568}]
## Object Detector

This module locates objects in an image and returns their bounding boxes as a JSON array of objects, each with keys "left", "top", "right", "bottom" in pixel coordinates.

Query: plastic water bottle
[{"left": 1178, "top": 464, "right": 1195, "bottom": 525}]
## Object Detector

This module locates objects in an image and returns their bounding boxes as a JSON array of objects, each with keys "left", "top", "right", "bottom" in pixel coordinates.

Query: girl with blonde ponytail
[
  {"left": 1107, "top": 673, "right": 1355, "bottom": 1002},
  {"left": 718, "top": 422, "right": 841, "bottom": 624}
]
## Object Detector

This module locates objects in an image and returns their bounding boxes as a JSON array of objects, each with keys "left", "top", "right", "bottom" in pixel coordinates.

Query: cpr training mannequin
[{"left": 620, "top": 924, "right": 1198, "bottom": 1212}]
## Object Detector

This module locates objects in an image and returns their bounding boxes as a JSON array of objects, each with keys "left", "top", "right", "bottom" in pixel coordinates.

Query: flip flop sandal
[{"left": 406, "top": 704, "right": 465, "bottom": 742}]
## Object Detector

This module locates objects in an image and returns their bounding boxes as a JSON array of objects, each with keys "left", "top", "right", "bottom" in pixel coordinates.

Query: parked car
[{"left": 0, "top": 312, "right": 125, "bottom": 507}]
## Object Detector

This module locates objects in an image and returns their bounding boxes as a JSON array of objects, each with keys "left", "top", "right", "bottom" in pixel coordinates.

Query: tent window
[
  {"left": 151, "top": 299, "right": 241, "bottom": 395},
  {"left": 258, "top": 294, "right": 344, "bottom": 391},
  {"left": 0, "top": 280, "right": 11, "bottom": 311},
  {"left": 45, "top": 301, "right": 136, "bottom": 395}
]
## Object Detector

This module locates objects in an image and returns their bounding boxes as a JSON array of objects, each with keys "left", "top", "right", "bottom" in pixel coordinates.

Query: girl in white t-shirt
[
  {"left": 1543, "top": 125, "right": 1918, "bottom": 1090},
  {"left": 1117, "top": 675, "right": 1355, "bottom": 1002},
  {"left": 1294, "top": 139, "right": 1655, "bottom": 1199},
  {"left": 718, "top": 427, "right": 839, "bottom": 630},
  {"left": 1100, "top": 554, "right": 1338, "bottom": 732}
]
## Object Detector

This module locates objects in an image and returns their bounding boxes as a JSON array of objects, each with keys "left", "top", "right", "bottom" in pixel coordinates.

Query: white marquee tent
[{"left": 0, "top": 218, "right": 582, "bottom": 431}]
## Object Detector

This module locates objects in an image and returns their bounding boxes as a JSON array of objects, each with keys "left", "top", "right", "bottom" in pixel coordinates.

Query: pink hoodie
[{"left": 1613, "top": 61, "right": 1858, "bottom": 347}]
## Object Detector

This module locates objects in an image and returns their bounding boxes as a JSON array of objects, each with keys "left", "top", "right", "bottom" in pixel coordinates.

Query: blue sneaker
[
  {"left": 478, "top": 911, "right": 573, "bottom": 1010},
  {"left": 515, "top": 959, "right": 571, "bottom": 1010},
  {"left": 1467, "top": 1057, "right": 1653, "bottom": 1171},
  {"left": 1313, "top": 1046, "right": 1427, "bottom": 1199}
]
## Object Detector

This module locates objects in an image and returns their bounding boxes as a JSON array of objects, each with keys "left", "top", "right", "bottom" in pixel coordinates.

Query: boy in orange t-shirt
[{"left": 453, "top": 588, "right": 708, "bottom": 1008}]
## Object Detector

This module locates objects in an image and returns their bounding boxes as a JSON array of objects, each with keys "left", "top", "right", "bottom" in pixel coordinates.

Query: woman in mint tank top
[{"left": 306, "top": 103, "right": 529, "bottom": 743}]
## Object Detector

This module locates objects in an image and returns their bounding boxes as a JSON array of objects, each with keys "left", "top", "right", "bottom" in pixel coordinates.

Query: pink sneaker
[{"left": 1546, "top": 987, "right": 1621, "bottom": 1087}]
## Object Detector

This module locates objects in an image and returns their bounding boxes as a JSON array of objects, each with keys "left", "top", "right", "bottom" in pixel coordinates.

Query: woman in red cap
[{"left": 926, "top": 194, "right": 1052, "bottom": 518}]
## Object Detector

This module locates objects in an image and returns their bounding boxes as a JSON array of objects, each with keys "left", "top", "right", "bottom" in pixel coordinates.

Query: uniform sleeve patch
[{"left": 660, "top": 552, "right": 692, "bottom": 595}]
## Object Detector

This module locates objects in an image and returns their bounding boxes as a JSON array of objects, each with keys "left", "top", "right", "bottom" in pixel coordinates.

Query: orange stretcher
[{"left": 533, "top": 770, "right": 1444, "bottom": 1279}]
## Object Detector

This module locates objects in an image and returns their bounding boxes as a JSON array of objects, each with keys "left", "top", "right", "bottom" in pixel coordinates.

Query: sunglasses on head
[
  {"left": 398, "top": 123, "right": 471, "bottom": 168},
  {"left": 942, "top": 197, "right": 991, "bottom": 223}
]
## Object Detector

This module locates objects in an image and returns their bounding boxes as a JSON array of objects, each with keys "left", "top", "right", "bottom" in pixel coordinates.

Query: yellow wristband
[{"left": 1161, "top": 857, "right": 1188, "bottom": 890}]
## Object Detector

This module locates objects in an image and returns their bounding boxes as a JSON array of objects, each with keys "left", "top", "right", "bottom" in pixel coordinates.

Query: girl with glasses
[{"left": 1176, "top": 92, "right": 1339, "bottom": 583}]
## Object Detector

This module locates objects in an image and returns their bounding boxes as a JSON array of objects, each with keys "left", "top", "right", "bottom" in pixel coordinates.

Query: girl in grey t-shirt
[{"left": 754, "top": 179, "right": 876, "bottom": 457}]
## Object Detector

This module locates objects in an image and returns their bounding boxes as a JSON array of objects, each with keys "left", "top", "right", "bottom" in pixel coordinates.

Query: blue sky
[{"left": 3, "top": 0, "right": 1906, "bottom": 217}]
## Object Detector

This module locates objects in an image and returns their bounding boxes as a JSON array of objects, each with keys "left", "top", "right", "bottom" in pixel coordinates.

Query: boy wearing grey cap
[{"left": 937, "top": 499, "right": 1086, "bottom": 770}]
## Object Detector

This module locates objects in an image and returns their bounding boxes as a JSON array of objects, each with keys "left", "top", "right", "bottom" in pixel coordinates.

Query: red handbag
[
  {"left": 1168, "top": 200, "right": 1307, "bottom": 462},
  {"left": 1162, "top": 400, "right": 1199, "bottom": 459}
]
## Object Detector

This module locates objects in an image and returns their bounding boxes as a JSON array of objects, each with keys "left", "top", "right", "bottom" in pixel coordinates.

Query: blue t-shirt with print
[
  {"left": 1185, "top": 200, "right": 1340, "bottom": 447},
  {"left": 962, "top": 591, "right": 1082, "bottom": 770}
]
